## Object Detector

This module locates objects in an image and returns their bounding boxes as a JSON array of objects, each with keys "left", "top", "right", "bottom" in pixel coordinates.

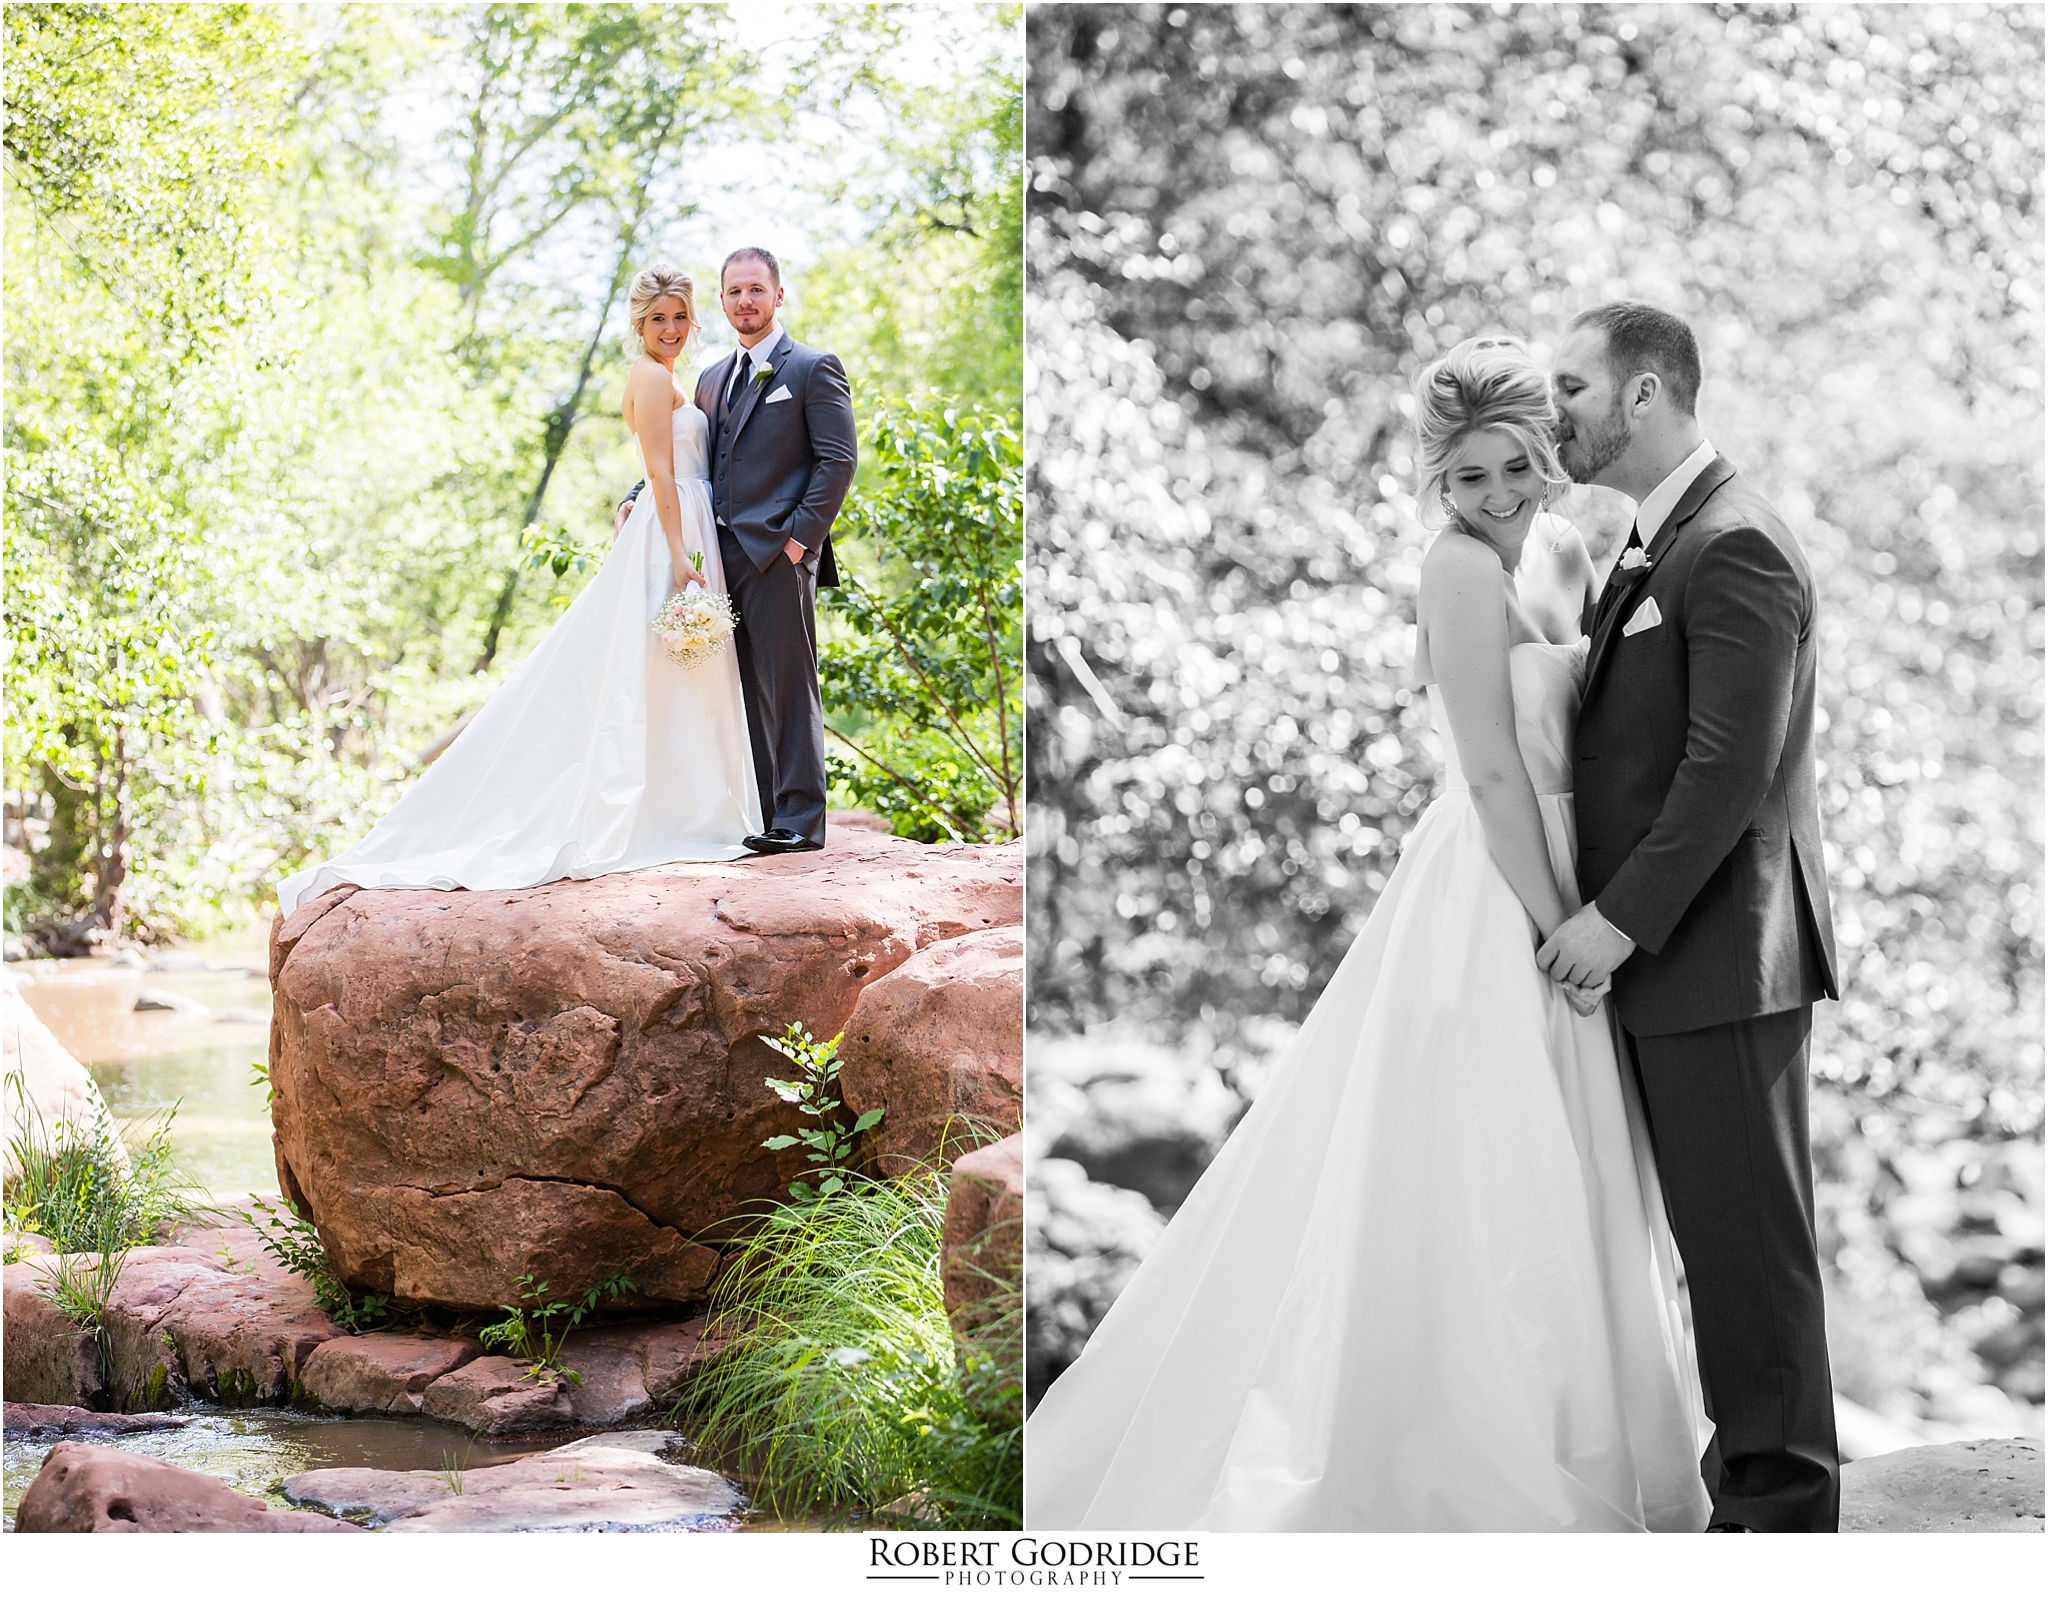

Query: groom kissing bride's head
[{"left": 1550, "top": 301, "right": 1705, "bottom": 497}]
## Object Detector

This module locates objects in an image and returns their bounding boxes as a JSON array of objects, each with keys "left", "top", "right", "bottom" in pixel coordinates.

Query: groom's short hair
[
  {"left": 1569, "top": 302, "right": 1701, "bottom": 416},
  {"left": 721, "top": 246, "right": 781, "bottom": 287}
]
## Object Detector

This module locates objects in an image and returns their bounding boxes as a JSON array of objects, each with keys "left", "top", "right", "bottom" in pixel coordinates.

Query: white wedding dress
[
  {"left": 1026, "top": 638, "right": 1714, "bottom": 1532},
  {"left": 277, "top": 404, "right": 760, "bottom": 916}
]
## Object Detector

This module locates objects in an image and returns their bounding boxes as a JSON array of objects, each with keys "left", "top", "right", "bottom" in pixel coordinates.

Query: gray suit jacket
[
  {"left": 1575, "top": 456, "right": 1839, "bottom": 1036},
  {"left": 695, "top": 329, "right": 857, "bottom": 586}
]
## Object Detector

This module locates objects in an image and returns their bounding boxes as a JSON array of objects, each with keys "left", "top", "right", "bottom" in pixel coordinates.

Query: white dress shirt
[
  {"left": 1633, "top": 437, "right": 1718, "bottom": 545},
  {"left": 723, "top": 326, "right": 788, "bottom": 410}
]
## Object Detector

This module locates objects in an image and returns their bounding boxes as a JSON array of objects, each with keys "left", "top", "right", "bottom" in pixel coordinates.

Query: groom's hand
[
  {"left": 784, "top": 537, "right": 805, "bottom": 565},
  {"left": 1538, "top": 904, "right": 1636, "bottom": 988}
]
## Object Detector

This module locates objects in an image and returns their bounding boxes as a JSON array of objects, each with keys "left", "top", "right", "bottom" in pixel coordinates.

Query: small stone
[
  {"left": 288, "top": 1429, "right": 743, "bottom": 1532},
  {"left": 107, "top": 948, "right": 147, "bottom": 969},
  {"left": 212, "top": 1006, "right": 272, "bottom": 1026},
  {"left": 3, "top": 1402, "right": 190, "bottom": 1439},
  {"left": 558, "top": 1318, "right": 727, "bottom": 1426},
  {"left": 17, "top": 1442, "right": 364, "bottom": 1532},
  {"left": 300, "top": 1333, "right": 480, "bottom": 1414},
  {"left": 142, "top": 952, "right": 213, "bottom": 972},
  {"left": 133, "top": 989, "right": 209, "bottom": 1016},
  {"left": 420, "top": 1354, "right": 575, "bottom": 1434}
]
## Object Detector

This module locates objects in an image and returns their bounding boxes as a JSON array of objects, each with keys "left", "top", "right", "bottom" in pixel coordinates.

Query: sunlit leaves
[{"left": 823, "top": 398, "right": 1022, "bottom": 842}]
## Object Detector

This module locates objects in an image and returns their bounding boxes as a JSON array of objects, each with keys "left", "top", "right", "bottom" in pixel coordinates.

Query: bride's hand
[{"left": 1562, "top": 976, "right": 1610, "bottom": 1018}]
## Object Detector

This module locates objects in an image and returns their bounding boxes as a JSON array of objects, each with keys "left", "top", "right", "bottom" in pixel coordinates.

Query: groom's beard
[{"left": 1558, "top": 401, "right": 1631, "bottom": 484}]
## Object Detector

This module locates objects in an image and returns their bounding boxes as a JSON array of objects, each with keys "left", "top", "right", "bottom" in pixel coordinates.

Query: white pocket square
[
  {"left": 764, "top": 384, "right": 792, "bottom": 403},
  {"left": 1622, "top": 596, "right": 1663, "bottom": 637}
]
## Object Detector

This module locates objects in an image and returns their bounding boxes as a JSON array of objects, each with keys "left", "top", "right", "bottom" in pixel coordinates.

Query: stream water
[{"left": 4, "top": 927, "right": 800, "bottom": 1531}]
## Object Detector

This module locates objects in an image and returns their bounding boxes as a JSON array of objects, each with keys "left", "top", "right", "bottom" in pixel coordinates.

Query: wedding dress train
[
  {"left": 1025, "top": 639, "right": 1714, "bottom": 1532},
  {"left": 277, "top": 405, "right": 760, "bottom": 916}
]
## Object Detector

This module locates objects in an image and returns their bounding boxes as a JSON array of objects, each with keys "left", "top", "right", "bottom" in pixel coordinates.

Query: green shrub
[
  {"left": 3, "top": 1073, "right": 183, "bottom": 1256},
  {"left": 479, "top": 1270, "right": 635, "bottom": 1385},
  {"left": 676, "top": 1169, "right": 1021, "bottom": 1527},
  {"left": 4, "top": 1070, "right": 189, "bottom": 1371},
  {"left": 239, "top": 1196, "right": 391, "bottom": 1334},
  {"left": 760, "top": 1023, "right": 882, "bottom": 1203}
]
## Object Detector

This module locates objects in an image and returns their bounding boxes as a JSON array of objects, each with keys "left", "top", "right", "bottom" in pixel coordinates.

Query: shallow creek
[{"left": 5, "top": 930, "right": 800, "bottom": 1531}]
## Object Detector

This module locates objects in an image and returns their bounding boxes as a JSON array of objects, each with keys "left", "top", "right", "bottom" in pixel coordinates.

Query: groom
[
  {"left": 1538, "top": 303, "right": 1842, "bottom": 1532},
  {"left": 622, "top": 246, "right": 857, "bottom": 853}
]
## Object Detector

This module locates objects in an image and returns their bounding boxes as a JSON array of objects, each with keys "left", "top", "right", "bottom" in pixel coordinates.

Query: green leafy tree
[{"left": 824, "top": 398, "right": 1023, "bottom": 842}]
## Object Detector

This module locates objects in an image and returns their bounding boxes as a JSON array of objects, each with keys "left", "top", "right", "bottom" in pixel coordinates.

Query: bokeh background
[{"left": 1024, "top": 2, "right": 2043, "bottom": 1458}]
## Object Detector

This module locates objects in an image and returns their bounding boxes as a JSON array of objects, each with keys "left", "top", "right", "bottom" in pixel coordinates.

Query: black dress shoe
[
  {"left": 1705, "top": 1522, "right": 1752, "bottom": 1533},
  {"left": 743, "top": 828, "right": 824, "bottom": 854}
]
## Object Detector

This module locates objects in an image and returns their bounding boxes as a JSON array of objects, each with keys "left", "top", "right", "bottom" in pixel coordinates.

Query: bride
[
  {"left": 1025, "top": 338, "right": 1714, "bottom": 1532},
  {"left": 277, "top": 266, "right": 761, "bottom": 916}
]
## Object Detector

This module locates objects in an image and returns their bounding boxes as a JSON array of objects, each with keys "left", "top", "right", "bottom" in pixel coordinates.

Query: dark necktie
[
  {"left": 1594, "top": 523, "right": 1647, "bottom": 635},
  {"left": 728, "top": 351, "right": 752, "bottom": 412}
]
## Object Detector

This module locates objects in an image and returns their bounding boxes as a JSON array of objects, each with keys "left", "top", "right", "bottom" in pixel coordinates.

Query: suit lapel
[
  {"left": 1582, "top": 455, "right": 1739, "bottom": 697},
  {"left": 725, "top": 330, "right": 790, "bottom": 445},
  {"left": 707, "top": 351, "right": 740, "bottom": 446},
  {"left": 1644, "top": 454, "right": 1735, "bottom": 567}
]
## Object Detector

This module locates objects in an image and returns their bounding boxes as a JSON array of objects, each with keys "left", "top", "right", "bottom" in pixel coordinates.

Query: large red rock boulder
[
  {"left": 840, "top": 928, "right": 1023, "bottom": 1173},
  {"left": 268, "top": 836, "right": 1020, "bottom": 1312},
  {"left": 17, "top": 1442, "right": 362, "bottom": 1532}
]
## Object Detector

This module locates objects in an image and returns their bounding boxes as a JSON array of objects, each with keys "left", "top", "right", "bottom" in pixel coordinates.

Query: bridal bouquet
[{"left": 654, "top": 553, "right": 736, "bottom": 669}]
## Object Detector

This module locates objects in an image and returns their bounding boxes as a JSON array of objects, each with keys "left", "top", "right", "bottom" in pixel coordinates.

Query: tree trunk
[{"left": 470, "top": 207, "right": 669, "bottom": 674}]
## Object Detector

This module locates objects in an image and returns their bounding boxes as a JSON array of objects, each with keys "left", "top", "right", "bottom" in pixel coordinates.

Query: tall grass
[
  {"left": 676, "top": 1168, "right": 1023, "bottom": 1528},
  {"left": 4, "top": 1068, "right": 187, "bottom": 1364}
]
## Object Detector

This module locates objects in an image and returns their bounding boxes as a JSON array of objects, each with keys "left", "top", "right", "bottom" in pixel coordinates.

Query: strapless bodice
[
  {"left": 635, "top": 404, "right": 710, "bottom": 483},
  {"left": 1427, "top": 637, "right": 1588, "bottom": 796}
]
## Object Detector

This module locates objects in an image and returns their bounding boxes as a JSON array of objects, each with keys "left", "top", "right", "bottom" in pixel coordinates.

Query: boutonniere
[
  {"left": 751, "top": 361, "right": 776, "bottom": 388},
  {"left": 1618, "top": 545, "right": 1651, "bottom": 572}
]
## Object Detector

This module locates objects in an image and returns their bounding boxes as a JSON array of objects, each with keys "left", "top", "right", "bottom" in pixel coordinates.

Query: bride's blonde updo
[
  {"left": 1412, "top": 336, "right": 1570, "bottom": 526},
  {"left": 626, "top": 264, "right": 698, "bottom": 357}
]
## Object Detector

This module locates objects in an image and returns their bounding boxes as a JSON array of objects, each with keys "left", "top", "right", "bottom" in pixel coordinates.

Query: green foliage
[
  {"left": 823, "top": 399, "right": 1024, "bottom": 841},
  {"left": 4, "top": 1071, "right": 187, "bottom": 1369},
  {"left": 3, "top": 1073, "right": 184, "bottom": 1256},
  {"left": 239, "top": 1196, "right": 391, "bottom": 1335},
  {"left": 1026, "top": 3, "right": 2042, "bottom": 1430},
  {"left": 792, "top": 7, "right": 1024, "bottom": 417},
  {"left": 520, "top": 522, "right": 607, "bottom": 581},
  {"left": 678, "top": 1170, "right": 1021, "bottom": 1527},
  {"left": 479, "top": 1271, "right": 636, "bottom": 1385},
  {"left": 761, "top": 1024, "right": 881, "bottom": 1203}
]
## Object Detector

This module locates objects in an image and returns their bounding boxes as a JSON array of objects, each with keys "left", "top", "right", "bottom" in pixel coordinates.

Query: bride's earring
[{"left": 1438, "top": 489, "right": 1457, "bottom": 520}]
